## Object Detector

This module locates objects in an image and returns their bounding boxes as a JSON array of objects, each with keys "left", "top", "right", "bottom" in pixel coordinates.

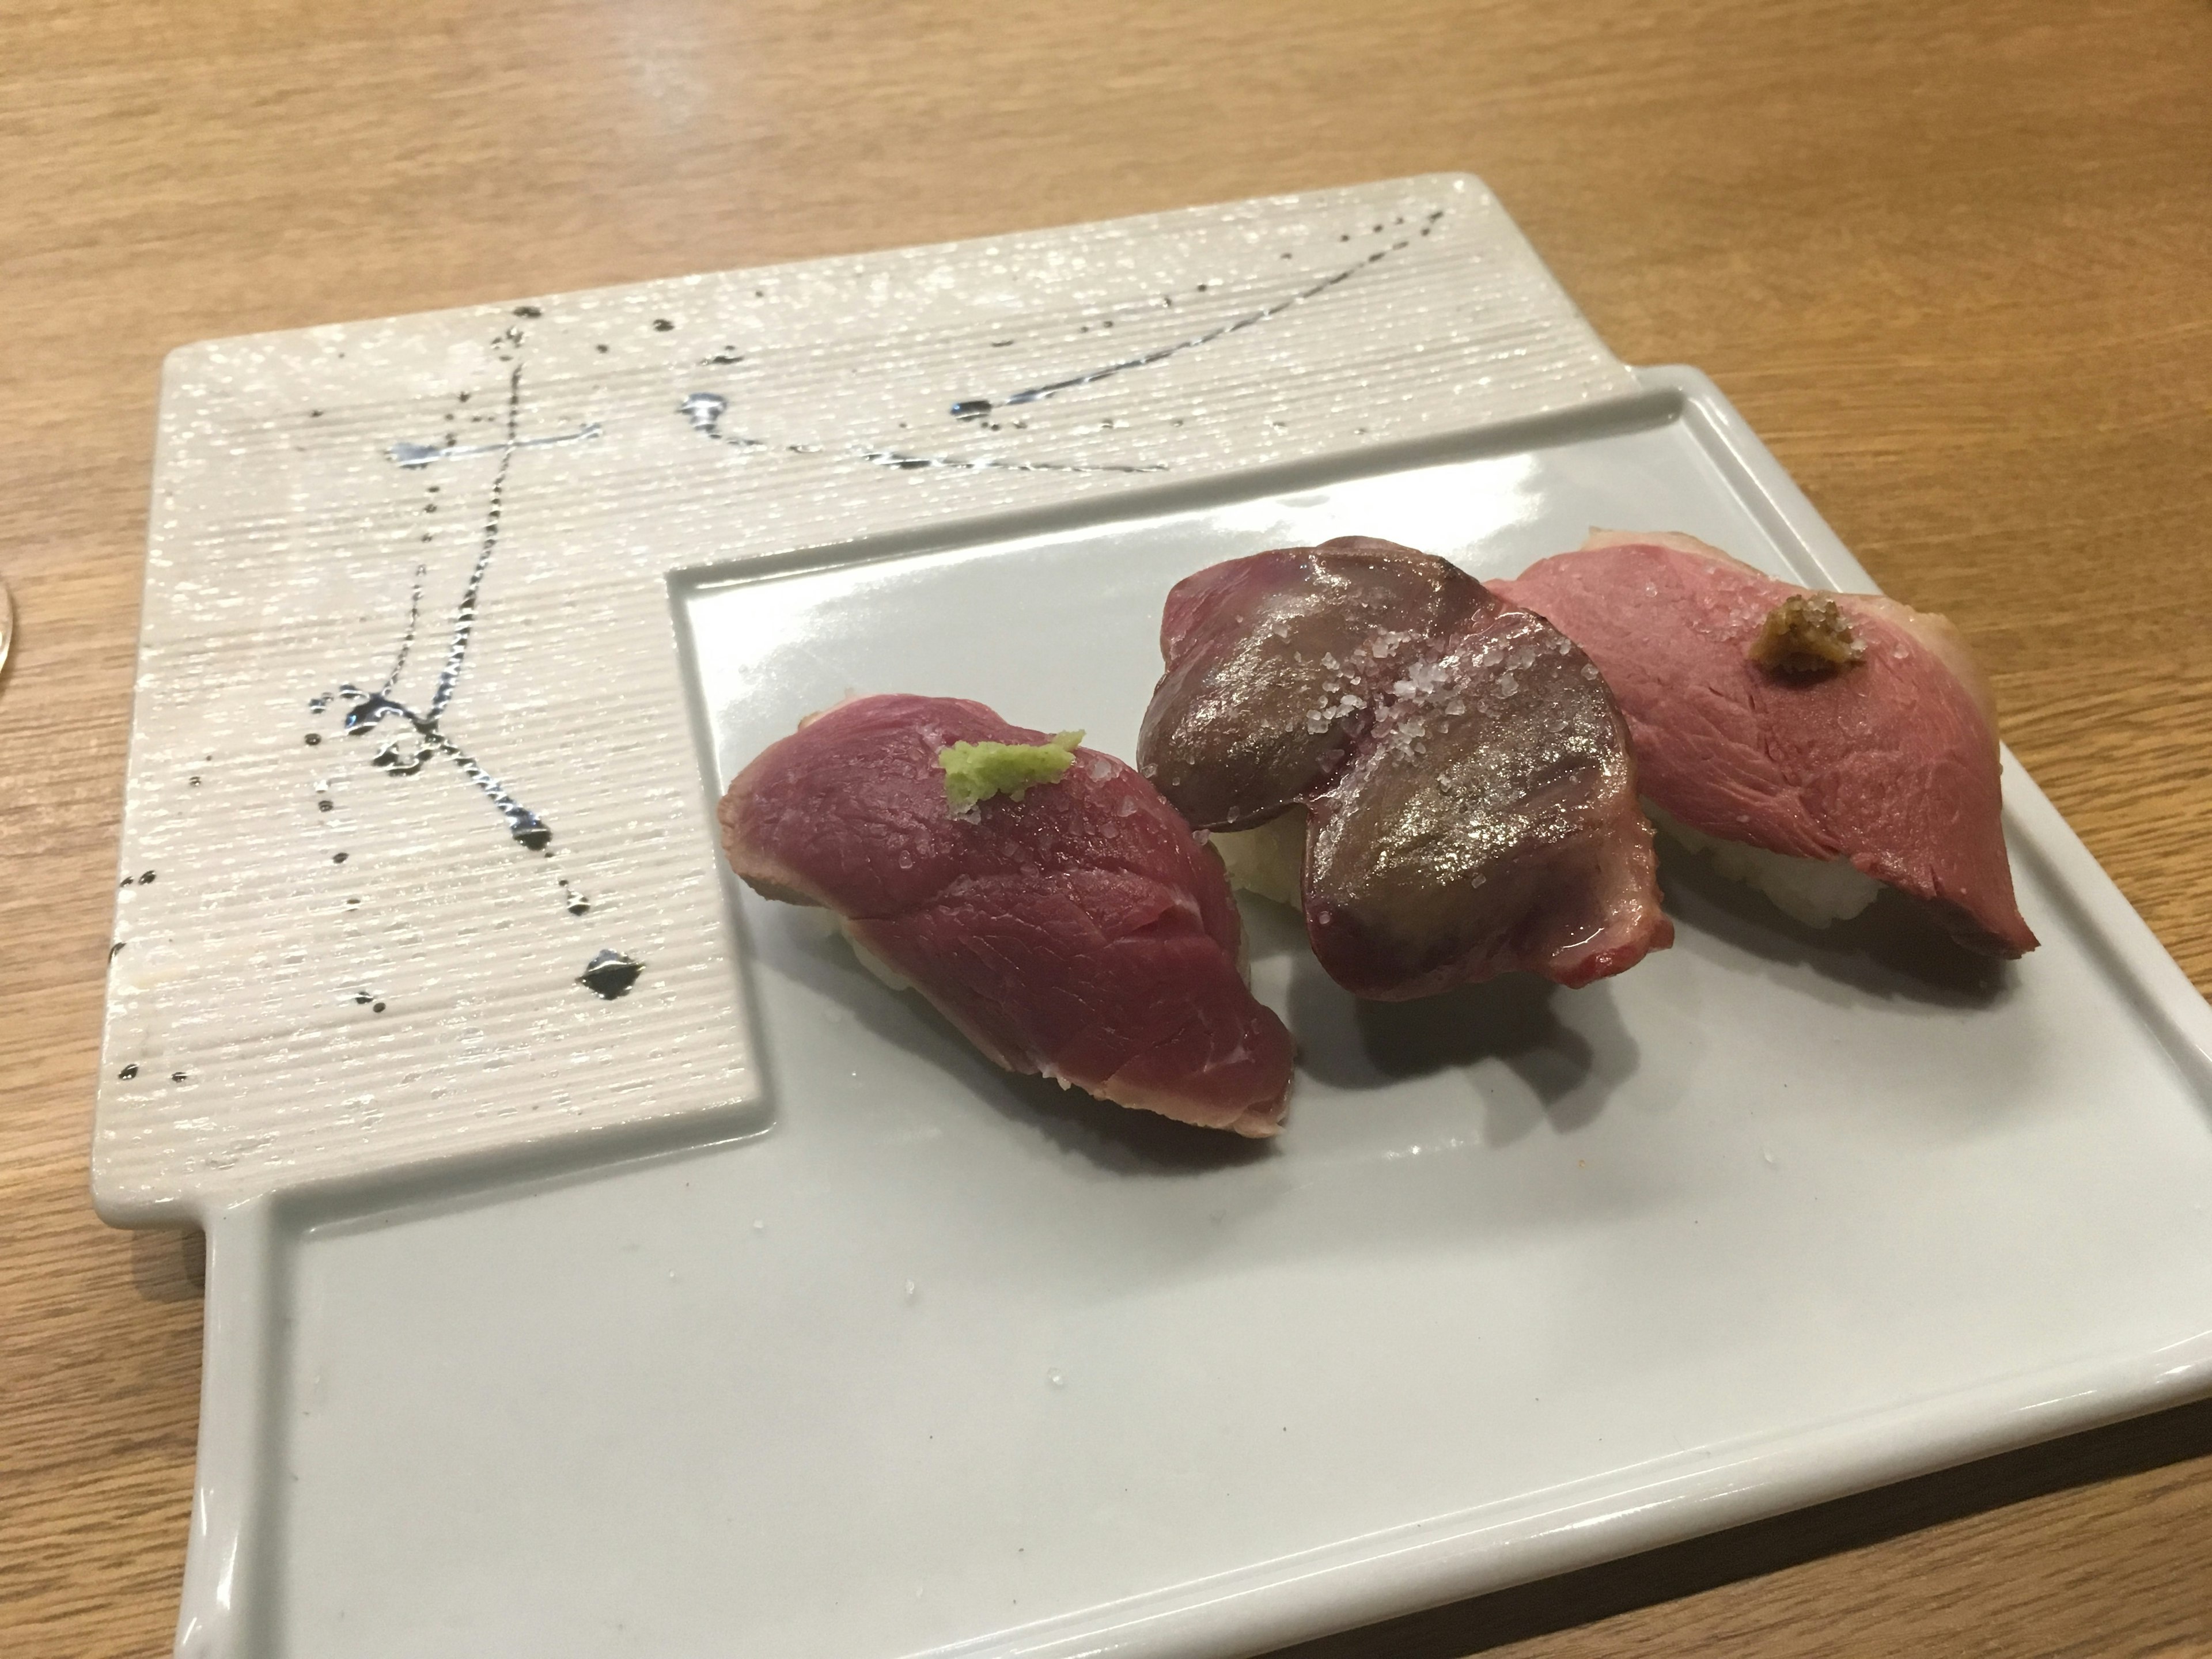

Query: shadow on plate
[
  {"left": 1657, "top": 836, "right": 2016, "bottom": 1009},
  {"left": 1268, "top": 1392, "right": 2212, "bottom": 1658},
  {"left": 770, "top": 904, "right": 1275, "bottom": 1177},
  {"left": 1289, "top": 952, "right": 1639, "bottom": 1139},
  {"left": 129, "top": 1226, "right": 206, "bottom": 1302},
  {"left": 971, "top": 1068, "right": 1278, "bottom": 1176}
]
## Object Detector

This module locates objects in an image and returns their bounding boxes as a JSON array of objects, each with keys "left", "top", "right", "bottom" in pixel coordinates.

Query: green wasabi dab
[{"left": 938, "top": 729, "right": 1085, "bottom": 814}]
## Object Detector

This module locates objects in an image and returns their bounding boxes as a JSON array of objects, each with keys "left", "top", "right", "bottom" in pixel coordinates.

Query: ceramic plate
[{"left": 103, "top": 181, "right": 2212, "bottom": 1659}]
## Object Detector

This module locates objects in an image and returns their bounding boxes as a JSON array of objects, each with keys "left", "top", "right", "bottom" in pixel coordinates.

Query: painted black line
[
  {"left": 387, "top": 423, "right": 601, "bottom": 468},
  {"left": 678, "top": 392, "right": 1163, "bottom": 475},
  {"left": 947, "top": 209, "right": 1446, "bottom": 419},
  {"left": 380, "top": 564, "right": 426, "bottom": 696},
  {"left": 428, "top": 362, "right": 521, "bottom": 725}
]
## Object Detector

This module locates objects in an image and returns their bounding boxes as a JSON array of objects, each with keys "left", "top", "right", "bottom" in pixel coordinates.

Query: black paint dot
[
  {"left": 309, "top": 408, "right": 323, "bottom": 418},
  {"left": 332, "top": 851, "right": 349, "bottom": 864},
  {"left": 372, "top": 1001, "right": 386, "bottom": 1013},
  {"left": 119, "top": 1063, "right": 139, "bottom": 1080},
  {"left": 305, "top": 733, "right": 322, "bottom": 746},
  {"left": 578, "top": 949, "right": 643, "bottom": 999},
  {"left": 109, "top": 941, "right": 126, "bottom": 959},
  {"left": 458, "top": 391, "right": 471, "bottom": 403},
  {"left": 317, "top": 800, "right": 334, "bottom": 813},
  {"left": 119, "top": 876, "right": 134, "bottom": 889},
  {"left": 594, "top": 343, "right": 609, "bottom": 354},
  {"left": 139, "top": 870, "right": 156, "bottom": 884},
  {"left": 171, "top": 1071, "right": 188, "bottom": 1083},
  {"left": 189, "top": 775, "right": 202, "bottom": 786},
  {"left": 514, "top": 305, "right": 542, "bottom": 318},
  {"left": 652, "top": 318, "right": 675, "bottom": 332},
  {"left": 354, "top": 992, "right": 372, "bottom": 1005}
]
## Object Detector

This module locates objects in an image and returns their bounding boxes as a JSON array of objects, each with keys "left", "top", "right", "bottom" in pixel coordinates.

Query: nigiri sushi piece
[
  {"left": 720, "top": 694, "right": 1295, "bottom": 1136},
  {"left": 1494, "top": 531, "right": 2036, "bottom": 957},
  {"left": 1138, "top": 537, "right": 1672, "bottom": 998}
]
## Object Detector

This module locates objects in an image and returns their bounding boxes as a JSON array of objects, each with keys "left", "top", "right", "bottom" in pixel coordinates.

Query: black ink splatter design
[
  {"left": 387, "top": 423, "right": 601, "bottom": 470},
  {"left": 578, "top": 949, "right": 642, "bottom": 998},
  {"left": 677, "top": 393, "right": 1164, "bottom": 476},
  {"left": 327, "top": 340, "right": 553, "bottom": 851},
  {"left": 946, "top": 209, "right": 1446, "bottom": 419}
]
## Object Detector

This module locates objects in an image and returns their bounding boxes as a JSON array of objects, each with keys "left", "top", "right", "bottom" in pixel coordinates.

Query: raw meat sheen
[
  {"left": 1495, "top": 532, "right": 2036, "bottom": 957},
  {"left": 721, "top": 694, "right": 1294, "bottom": 1135},
  {"left": 1139, "top": 537, "right": 1672, "bottom": 997}
]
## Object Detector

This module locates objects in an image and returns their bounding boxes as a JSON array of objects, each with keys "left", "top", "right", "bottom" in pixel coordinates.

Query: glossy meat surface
[
  {"left": 721, "top": 694, "right": 1294, "bottom": 1134},
  {"left": 1141, "top": 537, "right": 1489, "bottom": 831},
  {"left": 1307, "top": 608, "right": 1670, "bottom": 995},
  {"left": 1139, "top": 539, "right": 1671, "bottom": 996},
  {"left": 1496, "top": 532, "right": 2036, "bottom": 957}
]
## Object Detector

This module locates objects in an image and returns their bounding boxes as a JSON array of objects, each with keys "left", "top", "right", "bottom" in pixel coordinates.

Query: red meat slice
[
  {"left": 720, "top": 694, "right": 1294, "bottom": 1135},
  {"left": 1495, "top": 532, "right": 2036, "bottom": 957}
]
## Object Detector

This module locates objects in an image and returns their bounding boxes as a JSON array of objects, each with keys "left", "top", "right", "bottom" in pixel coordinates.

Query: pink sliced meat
[
  {"left": 1495, "top": 531, "right": 2036, "bottom": 957},
  {"left": 1138, "top": 537, "right": 1672, "bottom": 998},
  {"left": 719, "top": 694, "right": 1294, "bottom": 1135}
]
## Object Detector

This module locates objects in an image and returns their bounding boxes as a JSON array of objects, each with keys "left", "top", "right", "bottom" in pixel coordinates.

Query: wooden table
[{"left": 6, "top": 1, "right": 2211, "bottom": 1653}]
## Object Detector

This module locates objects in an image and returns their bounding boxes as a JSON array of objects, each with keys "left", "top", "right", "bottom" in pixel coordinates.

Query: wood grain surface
[{"left": 3, "top": 1, "right": 2209, "bottom": 1654}]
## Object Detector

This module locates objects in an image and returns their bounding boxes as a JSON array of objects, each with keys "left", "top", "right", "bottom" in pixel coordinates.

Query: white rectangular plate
[
  {"left": 121, "top": 181, "right": 2212, "bottom": 1659},
  {"left": 228, "top": 376, "right": 2212, "bottom": 1659}
]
